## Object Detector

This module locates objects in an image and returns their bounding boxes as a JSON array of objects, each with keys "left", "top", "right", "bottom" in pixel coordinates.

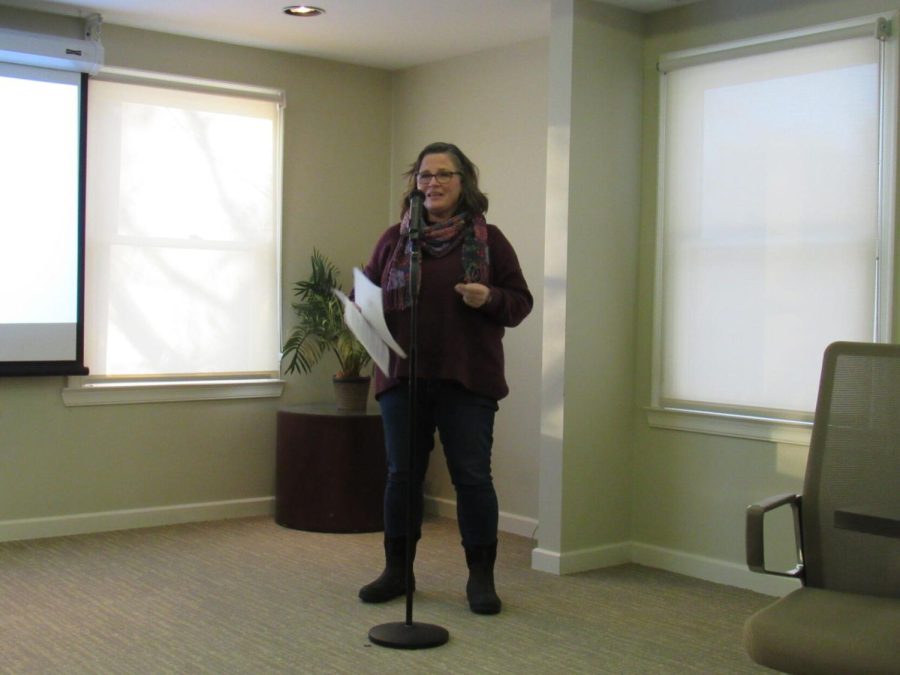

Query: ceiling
[{"left": 3, "top": 0, "right": 701, "bottom": 70}]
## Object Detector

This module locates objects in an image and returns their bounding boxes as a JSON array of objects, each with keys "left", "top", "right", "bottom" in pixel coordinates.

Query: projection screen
[{"left": 0, "top": 62, "right": 88, "bottom": 375}]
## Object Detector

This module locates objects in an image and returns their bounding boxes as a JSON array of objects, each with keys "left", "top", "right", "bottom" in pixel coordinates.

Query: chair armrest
[{"left": 746, "top": 492, "right": 804, "bottom": 578}]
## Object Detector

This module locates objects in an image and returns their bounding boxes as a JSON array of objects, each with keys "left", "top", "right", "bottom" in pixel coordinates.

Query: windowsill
[
  {"left": 62, "top": 376, "right": 285, "bottom": 407},
  {"left": 645, "top": 406, "right": 812, "bottom": 446}
]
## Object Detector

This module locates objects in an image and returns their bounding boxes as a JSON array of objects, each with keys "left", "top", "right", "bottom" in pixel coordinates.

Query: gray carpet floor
[{"left": 0, "top": 516, "right": 775, "bottom": 674}]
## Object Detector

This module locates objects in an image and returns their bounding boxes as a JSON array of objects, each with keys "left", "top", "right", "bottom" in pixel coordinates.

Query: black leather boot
[
  {"left": 358, "top": 537, "right": 415, "bottom": 603},
  {"left": 465, "top": 542, "right": 501, "bottom": 615}
]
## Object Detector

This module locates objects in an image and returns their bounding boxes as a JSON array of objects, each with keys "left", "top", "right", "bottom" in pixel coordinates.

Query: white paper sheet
[{"left": 333, "top": 268, "right": 406, "bottom": 375}]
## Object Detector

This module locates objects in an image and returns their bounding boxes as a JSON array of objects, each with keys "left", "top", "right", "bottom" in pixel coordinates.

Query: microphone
[{"left": 408, "top": 190, "right": 425, "bottom": 239}]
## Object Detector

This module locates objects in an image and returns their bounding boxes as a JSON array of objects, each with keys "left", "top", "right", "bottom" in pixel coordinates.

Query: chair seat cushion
[{"left": 743, "top": 587, "right": 900, "bottom": 675}]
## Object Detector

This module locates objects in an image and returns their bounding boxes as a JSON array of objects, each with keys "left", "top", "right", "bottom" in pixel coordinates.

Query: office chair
[{"left": 743, "top": 341, "right": 900, "bottom": 675}]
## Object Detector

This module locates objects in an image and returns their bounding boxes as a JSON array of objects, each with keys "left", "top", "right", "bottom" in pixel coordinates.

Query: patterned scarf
[{"left": 382, "top": 211, "right": 490, "bottom": 312}]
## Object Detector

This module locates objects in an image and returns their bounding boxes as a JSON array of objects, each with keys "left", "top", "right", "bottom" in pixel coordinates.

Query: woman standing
[{"left": 358, "top": 142, "right": 533, "bottom": 615}]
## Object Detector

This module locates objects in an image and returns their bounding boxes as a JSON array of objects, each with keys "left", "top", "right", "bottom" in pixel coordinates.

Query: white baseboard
[
  {"left": 1, "top": 496, "right": 799, "bottom": 598},
  {"left": 426, "top": 496, "right": 629, "bottom": 575},
  {"left": 532, "top": 541, "right": 632, "bottom": 575},
  {"left": 424, "top": 495, "right": 538, "bottom": 539},
  {"left": 630, "top": 541, "right": 800, "bottom": 597},
  {"left": 0, "top": 497, "right": 275, "bottom": 543},
  {"left": 410, "top": 483, "right": 798, "bottom": 596},
  {"left": 532, "top": 540, "right": 798, "bottom": 596},
  {"left": 426, "top": 495, "right": 780, "bottom": 592}
]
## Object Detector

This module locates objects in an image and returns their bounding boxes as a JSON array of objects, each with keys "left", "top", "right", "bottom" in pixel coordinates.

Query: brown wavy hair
[{"left": 401, "top": 142, "right": 489, "bottom": 217}]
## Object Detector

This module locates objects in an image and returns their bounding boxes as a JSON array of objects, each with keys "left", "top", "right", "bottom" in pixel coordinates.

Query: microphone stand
[{"left": 369, "top": 193, "right": 449, "bottom": 650}]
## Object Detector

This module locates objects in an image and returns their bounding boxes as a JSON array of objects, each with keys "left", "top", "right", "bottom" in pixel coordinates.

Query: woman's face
[{"left": 417, "top": 153, "right": 462, "bottom": 222}]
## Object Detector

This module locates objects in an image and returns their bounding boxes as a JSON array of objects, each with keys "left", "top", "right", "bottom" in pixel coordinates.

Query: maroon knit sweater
[{"left": 362, "top": 222, "right": 533, "bottom": 401}]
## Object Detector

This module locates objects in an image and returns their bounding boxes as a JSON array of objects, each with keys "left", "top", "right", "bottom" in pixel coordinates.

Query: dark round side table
[{"left": 275, "top": 404, "right": 386, "bottom": 533}]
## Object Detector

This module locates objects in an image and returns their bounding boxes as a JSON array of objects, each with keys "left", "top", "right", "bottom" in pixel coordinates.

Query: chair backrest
[{"left": 801, "top": 341, "right": 900, "bottom": 597}]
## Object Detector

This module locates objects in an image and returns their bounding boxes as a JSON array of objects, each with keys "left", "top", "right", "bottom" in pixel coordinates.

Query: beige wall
[
  {"left": 390, "top": 38, "right": 549, "bottom": 531},
  {"left": 631, "top": 0, "right": 900, "bottom": 592},
  {"left": 534, "top": 0, "right": 899, "bottom": 590},
  {"left": 534, "top": 0, "right": 643, "bottom": 573},
  {"left": 0, "top": 8, "right": 392, "bottom": 538},
  {"left": 2, "top": 0, "right": 897, "bottom": 597}
]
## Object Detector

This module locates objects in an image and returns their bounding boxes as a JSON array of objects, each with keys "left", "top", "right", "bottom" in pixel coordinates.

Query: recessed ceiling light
[{"left": 283, "top": 5, "right": 325, "bottom": 17}]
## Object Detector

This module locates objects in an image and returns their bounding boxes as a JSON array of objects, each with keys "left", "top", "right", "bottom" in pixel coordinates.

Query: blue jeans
[{"left": 378, "top": 379, "right": 499, "bottom": 548}]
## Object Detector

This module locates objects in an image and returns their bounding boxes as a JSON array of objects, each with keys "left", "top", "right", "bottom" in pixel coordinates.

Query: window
[
  {"left": 63, "top": 69, "right": 285, "bottom": 405},
  {"left": 651, "top": 15, "right": 897, "bottom": 440}
]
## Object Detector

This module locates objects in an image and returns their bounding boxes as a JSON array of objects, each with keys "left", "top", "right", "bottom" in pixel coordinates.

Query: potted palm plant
[{"left": 282, "top": 249, "right": 372, "bottom": 411}]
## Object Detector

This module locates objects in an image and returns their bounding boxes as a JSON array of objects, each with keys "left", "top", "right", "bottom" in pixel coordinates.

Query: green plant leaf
[{"left": 281, "top": 249, "right": 372, "bottom": 377}]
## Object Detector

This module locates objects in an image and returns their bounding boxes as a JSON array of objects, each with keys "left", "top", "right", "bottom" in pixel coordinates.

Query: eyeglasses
[{"left": 416, "top": 170, "right": 461, "bottom": 185}]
